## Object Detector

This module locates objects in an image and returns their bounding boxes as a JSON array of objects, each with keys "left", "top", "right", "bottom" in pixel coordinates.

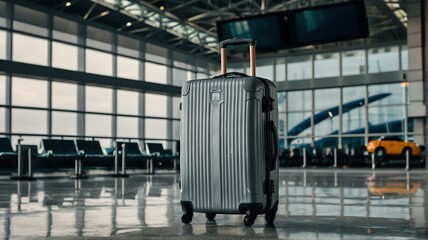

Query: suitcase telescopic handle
[{"left": 220, "top": 38, "right": 256, "bottom": 77}]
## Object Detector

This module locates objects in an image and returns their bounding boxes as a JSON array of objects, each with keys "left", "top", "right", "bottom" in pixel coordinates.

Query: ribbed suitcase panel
[
  {"left": 220, "top": 79, "right": 247, "bottom": 211},
  {"left": 181, "top": 77, "right": 265, "bottom": 213}
]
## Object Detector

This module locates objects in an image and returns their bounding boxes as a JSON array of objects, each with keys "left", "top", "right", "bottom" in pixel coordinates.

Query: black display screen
[
  {"left": 216, "top": 0, "right": 369, "bottom": 52},
  {"left": 289, "top": 1, "right": 369, "bottom": 46},
  {"left": 216, "top": 12, "right": 287, "bottom": 52}
]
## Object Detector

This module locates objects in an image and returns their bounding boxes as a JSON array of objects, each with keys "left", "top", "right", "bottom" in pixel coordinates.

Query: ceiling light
[
  {"left": 159, "top": 5, "right": 165, "bottom": 11},
  {"left": 65, "top": 1, "right": 71, "bottom": 7},
  {"left": 126, "top": 21, "right": 132, "bottom": 27},
  {"left": 100, "top": 11, "right": 110, "bottom": 17}
]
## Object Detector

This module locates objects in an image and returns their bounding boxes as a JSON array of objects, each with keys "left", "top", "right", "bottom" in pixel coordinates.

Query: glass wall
[
  {"left": 281, "top": 83, "right": 411, "bottom": 151},
  {"left": 0, "top": 1, "right": 415, "bottom": 159},
  {"left": 0, "top": 1, "right": 218, "bottom": 151},
  {"left": 0, "top": 30, "right": 6, "bottom": 60},
  {"left": 287, "top": 55, "right": 312, "bottom": 80},
  {"left": 314, "top": 53, "right": 339, "bottom": 78},
  {"left": 368, "top": 46, "right": 400, "bottom": 73},
  {"left": 52, "top": 42, "right": 78, "bottom": 71},
  {"left": 13, "top": 33, "right": 48, "bottom": 65}
]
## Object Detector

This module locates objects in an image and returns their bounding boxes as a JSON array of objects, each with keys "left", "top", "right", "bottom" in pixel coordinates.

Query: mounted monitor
[
  {"left": 285, "top": 0, "right": 369, "bottom": 47},
  {"left": 216, "top": 12, "right": 287, "bottom": 53},
  {"left": 216, "top": 0, "right": 369, "bottom": 52}
]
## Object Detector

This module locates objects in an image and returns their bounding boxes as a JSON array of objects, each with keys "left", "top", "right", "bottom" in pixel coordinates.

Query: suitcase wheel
[
  {"left": 181, "top": 213, "right": 193, "bottom": 224},
  {"left": 181, "top": 201, "right": 193, "bottom": 224},
  {"left": 205, "top": 212, "right": 216, "bottom": 220},
  {"left": 243, "top": 214, "right": 257, "bottom": 227}
]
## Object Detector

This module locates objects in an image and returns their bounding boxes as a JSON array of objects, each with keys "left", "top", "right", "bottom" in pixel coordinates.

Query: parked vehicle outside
[{"left": 366, "top": 136, "right": 425, "bottom": 161}]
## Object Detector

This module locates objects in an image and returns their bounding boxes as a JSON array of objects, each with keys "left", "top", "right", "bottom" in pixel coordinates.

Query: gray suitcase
[{"left": 180, "top": 38, "right": 279, "bottom": 227}]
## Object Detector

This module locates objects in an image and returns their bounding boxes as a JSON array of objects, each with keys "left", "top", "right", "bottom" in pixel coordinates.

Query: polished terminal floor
[{"left": 0, "top": 169, "right": 427, "bottom": 239}]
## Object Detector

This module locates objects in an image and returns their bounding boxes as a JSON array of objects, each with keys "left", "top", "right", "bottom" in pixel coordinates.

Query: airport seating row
[{"left": 0, "top": 137, "right": 179, "bottom": 179}]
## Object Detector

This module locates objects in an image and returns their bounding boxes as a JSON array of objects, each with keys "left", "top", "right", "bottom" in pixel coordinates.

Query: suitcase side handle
[
  {"left": 220, "top": 38, "right": 256, "bottom": 77},
  {"left": 270, "top": 121, "right": 279, "bottom": 170}
]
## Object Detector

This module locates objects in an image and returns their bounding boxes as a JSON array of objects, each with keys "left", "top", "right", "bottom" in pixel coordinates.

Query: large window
[
  {"left": 275, "top": 58, "right": 286, "bottom": 82},
  {"left": 52, "top": 111, "right": 77, "bottom": 136},
  {"left": 0, "top": 108, "right": 5, "bottom": 133},
  {"left": 12, "top": 109, "right": 47, "bottom": 134},
  {"left": 0, "top": 30, "right": 6, "bottom": 60},
  {"left": 86, "top": 26, "right": 112, "bottom": 51},
  {"left": 284, "top": 83, "right": 408, "bottom": 150},
  {"left": 172, "top": 120, "right": 180, "bottom": 140},
  {"left": 342, "top": 50, "right": 366, "bottom": 76},
  {"left": 314, "top": 53, "right": 339, "bottom": 78},
  {"left": 145, "top": 119, "right": 167, "bottom": 139},
  {"left": 287, "top": 55, "right": 312, "bottom": 81},
  {"left": 117, "top": 116, "right": 138, "bottom": 138},
  {"left": 278, "top": 92, "right": 286, "bottom": 138},
  {"left": 85, "top": 49, "right": 113, "bottom": 76},
  {"left": 85, "top": 86, "right": 113, "bottom": 113},
  {"left": 13, "top": 5, "right": 48, "bottom": 37},
  {"left": 117, "top": 56, "right": 139, "bottom": 80},
  {"left": 172, "top": 97, "right": 180, "bottom": 119},
  {"left": 53, "top": 16, "right": 78, "bottom": 44},
  {"left": 145, "top": 62, "right": 167, "bottom": 84},
  {"left": 0, "top": 1, "right": 6, "bottom": 27},
  {"left": 172, "top": 68, "right": 192, "bottom": 87},
  {"left": 172, "top": 97, "right": 181, "bottom": 141},
  {"left": 401, "top": 45, "right": 408, "bottom": 71},
  {"left": 255, "top": 59, "right": 274, "bottom": 80},
  {"left": 342, "top": 86, "right": 366, "bottom": 133},
  {"left": 117, "top": 90, "right": 139, "bottom": 115},
  {"left": 368, "top": 83, "right": 404, "bottom": 134},
  {"left": 118, "top": 35, "right": 139, "bottom": 58},
  {"left": 145, "top": 43, "right": 167, "bottom": 64},
  {"left": 52, "top": 42, "right": 78, "bottom": 71},
  {"left": 13, "top": 33, "right": 48, "bottom": 66},
  {"left": 52, "top": 81, "right": 78, "bottom": 110},
  {"left": 85, "top": 114, "right": 112, "bottom": 137},
  {"left": 145, "top": 94, "right": 167, "bottom": 117},
  {"left": 288, "top": 112, "right": 312, "bottom": 137},
  {"left": 12, "top": 77, "right": 48, "bottom": 108},
  {"left": 287, "top": 91, "right": 312, "bottom": 112},
  {"left": 0, "top": 75, "right": 5, "bottom": 105},
  {"left": 368, "top": 47, "right": 399, "bottom": 73},
  {"left": 314, "top": 88, "right": 340, "bottom": 136},
  {"left": 287, "top": 90, "right": 312, "bottom": 137}
]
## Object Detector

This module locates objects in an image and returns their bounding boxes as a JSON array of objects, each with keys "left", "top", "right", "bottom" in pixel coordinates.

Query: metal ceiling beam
[
  {"left": 91, "top": 0, "right": 218, "bottom": 53},
  {"left": 370, "top": 0, "right": 406, "bottom": 34},
  {"left": 187, "top": 0, "right": 250, "bottom": 22},
  {"left": 83, "top": 2, "right": 97, "bottom": 20},
  {"left": 168, "top": 0, "right": 200, "bottom": 12},
  {"left": 87, "top": 10, "right": 110, "bottom": 22}
]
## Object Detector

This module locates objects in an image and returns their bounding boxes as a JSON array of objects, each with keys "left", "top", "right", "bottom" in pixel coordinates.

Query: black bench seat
[
  {"left": 75, "top": 140, "right": 114, "bottom": 168},
  {"left": 146, "top": 143, "right": 179, "bottom": 173},
  {"left": 0, "top": 137, "right": 17, "bottom": 169},
  {"left": 38, "top": 139, "right": 85, "bottom": 178}
]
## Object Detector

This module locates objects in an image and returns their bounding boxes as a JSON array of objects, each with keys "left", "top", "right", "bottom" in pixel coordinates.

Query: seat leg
[{"left": 70, "top": 159, "right": 86, "bottom": 179}]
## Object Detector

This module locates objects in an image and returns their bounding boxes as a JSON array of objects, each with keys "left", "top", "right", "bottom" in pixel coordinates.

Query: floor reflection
[{"left": 0, "top": 169, "right": 427, "bottom": 239}]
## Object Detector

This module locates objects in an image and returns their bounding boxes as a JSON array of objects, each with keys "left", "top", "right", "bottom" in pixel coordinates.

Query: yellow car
[{"left": 366, "top": 136, "right": 424, "bottom": 159}]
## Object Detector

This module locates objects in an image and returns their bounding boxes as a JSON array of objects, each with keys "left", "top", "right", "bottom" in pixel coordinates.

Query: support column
[
  {"left": 407, "top": 0, "right": 427, "bottom": 167},
  {"left": 138, "top": 42, "right": 146, "bottom": 148}
]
